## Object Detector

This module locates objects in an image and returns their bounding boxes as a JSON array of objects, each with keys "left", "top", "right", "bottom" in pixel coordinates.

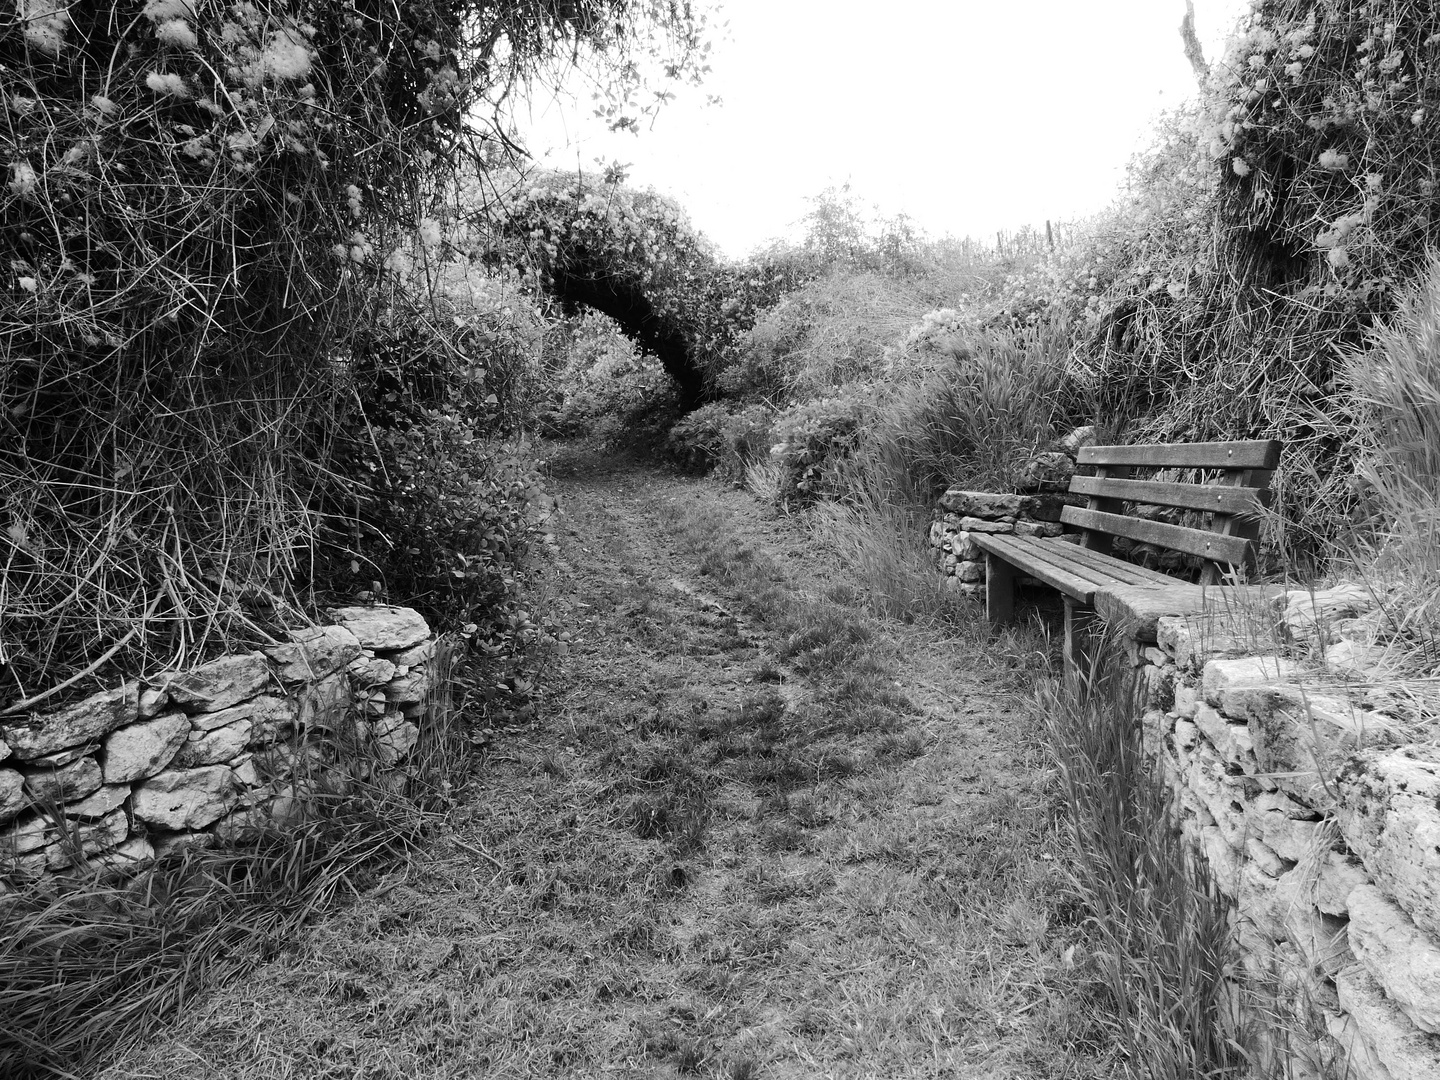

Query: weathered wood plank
[
  {"left": 1200, "top": 465, "right": 1266, "bottom": 586},
  {"left": 985, "top": 551, "right": 1016, "bottom": 624},
  {"left": 1045, "top": 536, "right": 1180, "bottom": 586},
  {"left": 971, "top": 533, "right": 1174, "bottom": 590},
  {"left": 1068, "top": 475, "right": 1272, "bottom": 516},
  {"left": 1060, "top": 506, "right": 1254, "bottom": 566},
  {"left": 971, "top": 535, "right": 1106, "bottom": 602},
  {"left": 1077, "top": 440, "right": 1281, "bottom": 470}
]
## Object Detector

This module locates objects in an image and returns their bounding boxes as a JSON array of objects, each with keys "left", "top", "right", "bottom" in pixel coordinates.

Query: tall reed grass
[
  {"left": 1039, "top": 646, "right": 1249, "bottom": 1080},
  {"left": 1340, "top": 253, "right": 1440, "bottom": 658}
]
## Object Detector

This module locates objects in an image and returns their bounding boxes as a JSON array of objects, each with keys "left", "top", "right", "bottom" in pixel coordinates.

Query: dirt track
[{"left": 101, "top": 453, "right": 1101, "bottom": 1080}]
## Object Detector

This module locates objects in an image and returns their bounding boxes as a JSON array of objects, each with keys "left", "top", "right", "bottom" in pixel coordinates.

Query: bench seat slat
[
  {"left": 1060, "top": 506, "right": 1253, "bottom": 566},
  {"left": 972, "top": 535, "right": 1116, "bottom": 603},
  {"left": 1069, "top": 475, "right": 1272, "bottom": 516},
  {"left": 1078, "top": 439, "right": 1281, "bottom": 470},
  {"left": 1043, "top": 536, "right": 1179, "bottom": 586}
]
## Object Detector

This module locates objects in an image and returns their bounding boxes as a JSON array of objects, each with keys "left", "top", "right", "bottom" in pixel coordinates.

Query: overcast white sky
[{"left": 521, "top": 0, "right": 1253, "bottom": 260}]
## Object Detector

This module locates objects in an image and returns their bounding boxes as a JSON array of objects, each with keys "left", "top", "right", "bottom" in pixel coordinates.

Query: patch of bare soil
[{"left": 100, "top": 453, "right": 1109, "bottom": 1079}]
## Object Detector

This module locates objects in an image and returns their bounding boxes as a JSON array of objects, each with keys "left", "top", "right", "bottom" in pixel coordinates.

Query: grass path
[{"left": 100, "top": 452, "right": 1110, "bottom": 1079}]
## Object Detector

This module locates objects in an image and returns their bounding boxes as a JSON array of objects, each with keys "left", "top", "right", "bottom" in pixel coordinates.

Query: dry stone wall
[
  {"left": 1123, "top": 594, "right": 1440, "bottom": 1080},
  {"left": 927, "top": 489, "right": 1075, "bottom": 597},
  {"left": 0, "top": 605, "right": 439, "bottom": 888}
]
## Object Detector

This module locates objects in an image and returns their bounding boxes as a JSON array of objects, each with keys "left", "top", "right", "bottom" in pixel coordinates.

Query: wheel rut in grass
[{"left": 101, "top": 452, "right": 1106, "bottom": 1080}]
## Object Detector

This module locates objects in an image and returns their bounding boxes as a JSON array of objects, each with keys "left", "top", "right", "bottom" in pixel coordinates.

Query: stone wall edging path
[{"left": 1, "top": 605, "right": 439, "bottom": 888}]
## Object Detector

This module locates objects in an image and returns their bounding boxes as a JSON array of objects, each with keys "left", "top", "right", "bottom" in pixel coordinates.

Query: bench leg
[
  {"left": 985, "top": 553, "right": 1016, "bottom": 624},
  {"left": 1063, "top": 598, "right": 1097, "bottom": 677}
]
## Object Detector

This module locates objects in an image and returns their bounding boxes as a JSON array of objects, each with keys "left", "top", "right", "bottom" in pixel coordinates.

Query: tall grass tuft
[
  {"left": 0, "top": 768, "right": 429, "bottom": 1077},
  {"left": 806, "top": 500, "right": 969, "bottom": 625},
  {"left": 1039, "top": 646, "right": 1249, "bottom": 1079},
  {"left": 838, "top": 315, "right": 1089, "bottom": 508},
  {"left": 1341, "top": 252, "right": 1440, "bottom": 656}
]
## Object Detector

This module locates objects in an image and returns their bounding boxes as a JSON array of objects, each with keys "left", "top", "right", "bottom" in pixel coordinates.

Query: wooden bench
[{"left": 971, "top": 439, "right": 1281, "bottom": 666}]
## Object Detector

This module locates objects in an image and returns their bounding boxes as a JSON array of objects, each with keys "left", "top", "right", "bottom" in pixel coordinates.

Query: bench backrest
[{"left": 1063, "top": 439, "right": 1281, "bottom": 584}]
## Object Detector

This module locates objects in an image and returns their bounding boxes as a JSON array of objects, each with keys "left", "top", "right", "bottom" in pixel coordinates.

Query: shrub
[
  {"left": 665, "top": 403, "right": 774, "bottom": 478},
  {"left": 718, "top": 272, "right": 935, "bottom": 405},
  {"left": 768, "top": 390, "right": 876, "bottom": 504},
  {"left": 0, "top": 0, "right": 708, "bottom": 701},
  {"left": 539, "top": 311, "right": 672, "bottom": 436},
  {"left": 843, "top": 315, "right": 1090, "bottom": 505}
]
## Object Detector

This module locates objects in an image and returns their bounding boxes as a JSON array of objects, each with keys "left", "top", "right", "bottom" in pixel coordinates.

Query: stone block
[
  {"left": 958, "top": 582, "right": 984, "bottom": 601},
  {"left": 383, "top": 670, "right": 430, "bottom": 707},
  {"left": 1186, "top": 744, "right": 1249, "bottom": 849},
  {"left": 1173, "top": 682, "right": 1200, "bottom": 719},
  {"left": 43, "top": 807, "right": 128, "bottom": 869},
  {"left": 1236, "top": 859, "right": 1285, "bottom": 940},
  {"left": 264, "top": 624, "right": 363, "bottom": 684},
  {"left": 1335, "top": 964, "right": 1440, "bottom": 1080},
  {"left": 1347, "top": 883, "right": 1440, "bottom": 1034},
  {"left": 1317, "top": 853, "right": 1372, "bottom": 916},
  {"left": 1247, "top": 837, "right": 1289, "bottom": 877},
  {"left": 1326, "top": 639, "right": 1396, "bottom": 679},
  {"left": 150, "top": 830, "right": 215, "bottom": 861},
  {"left": 936, "top": 490, "right": 1025, "bottom": 518},
  {"left": 1221, "top": 686, "right": 1388, "bottom": 805},
  {"left": 958, "top": 517, "right": 1014, "bottom": 533},
  {"left": 29, "top": 742, "right": 99, "bottom": 768},
  {"left": 62, "top": 784, "right": 129, "bottom": 819},
  {"left": 132, "top": 765, "right": 242, "bottom": 830},
  {"left": 2, "top": 814, "right": 48, "bottom": 860},
  {"left": 957, "top": 561, "right": 985, "bottom": 584},
  {"left": 1274, "top": 871, "right": 1352, "bottom": 979},
  {"left": 0, "top": 737, "right": 8, "bottom": 763},
  {"left": 1249, "top": 799, "right": 1327, "bottom": 864},
  {"left": 1193, "top": 704, "right": 1257, "bottom": 769},
  {"left": 101, "top": 712, "right": 190, "bottom": 785},
  {"left": 190, "top": 695, "right": 270, "bottom": 732},
  {"left": 297, "top": 670, "right": 350, "bottom": 732},
  {"left": 138, "top": 686, "right": 169, "bottom": 718},
  {"left": 1284, "top": 584, "right": 1375, "bottom": 643},
  {"left": 347, "top": 656, "right": 397, "bottom": 686},
  {"left": 1173, "top": 717, "right": 1199, "bottom": 751},
  {"left": 1203, "top": 657, "right": 1303, "bottom": 707},
  {"left": 0, "top": 683, "right": 139, "bottom": 760},
  {"left": 326, "top": 605, "right": 430, "bottom": 652},
  {"left": 389, "top": 639, "right": 436, "bottom": 668},
  {"left": 356, "top": 711, "right": 419, "bottom": 767},
  {"left": 1013, "top": 520, "right": 1064, "bottom": 538},
  {"left": 949, "top": 531, "right": 982, "bottom": 560},
  {"left": 211, "top": 805, "right": 272, "bottom": 841},
  {"left": 90, "top": 835, "right": 155, "bottom": 873},
  {"left": 1201, "top": 823, "right": 1241, "bottom": 896},
  {"left": 231, "top": 753, "right": 260, "bottom": 788},
  {"left": 1335, "top": 748, "right": 1440, "bottom": 938},
  {"left": 0, "top": 768, "right": 25, "bottom": 825},
  {"left": 1140, "top": 663, "right": 1174, "bottom": 711},
  {"left": 250, "top": 742, "right": 328, "bottom": 784},
  {"left": 172, "top": 718, "right": 252, "bottom": 769},
  {"left": 162, "top": 654, "right": 272, "bottom": 713},
  {"left": 22, "top": 755, "right": 103, "bottom": 805}
]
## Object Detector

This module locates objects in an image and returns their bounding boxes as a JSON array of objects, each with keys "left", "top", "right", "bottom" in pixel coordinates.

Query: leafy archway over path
[{"left": 499, "top": 174, "right": 803, "bottom": 408}]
